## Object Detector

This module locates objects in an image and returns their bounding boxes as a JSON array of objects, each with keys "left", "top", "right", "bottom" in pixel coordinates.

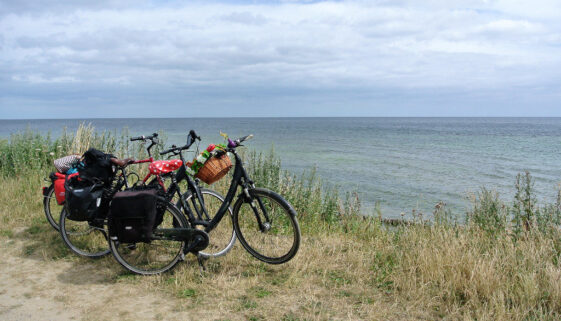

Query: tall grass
[
  {"left": 3, "top": 125, "right": 561, "bottom": 320},
  {"left": 467, "top": 171, "right": 561, "bottom": 236},
  {"left": 0, "top": 123, "right": 166, "bottom": 177}
]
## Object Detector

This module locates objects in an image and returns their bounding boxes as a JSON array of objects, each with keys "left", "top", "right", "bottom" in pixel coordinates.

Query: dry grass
[
  {"left": 2, "top": 171, "right": 561, "bottom": 320},
  {"left": 2, "top": 126, "right": 561, "bottom": 320}
]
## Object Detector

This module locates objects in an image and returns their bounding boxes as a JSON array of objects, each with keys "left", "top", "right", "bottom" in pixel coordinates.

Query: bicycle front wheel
[
  {"left": 109, "top": 201, "right": 188, "bottom": 275},
  {"left": 233, "top": 188, "right": 300, "bottom": 264},
  {"left": 59, "top": 209, "right": 111, "bottom": 258},
  {"left": 44, "top": 184, "right": 63, "bottom": 231},
  {"left": 179, "top": 188, "right": 236, "bottom": 259}
]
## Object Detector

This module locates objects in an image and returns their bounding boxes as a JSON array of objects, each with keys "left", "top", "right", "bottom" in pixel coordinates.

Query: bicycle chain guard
[{"left": 183, "top": 229, "right": 210, "bottom": 254}]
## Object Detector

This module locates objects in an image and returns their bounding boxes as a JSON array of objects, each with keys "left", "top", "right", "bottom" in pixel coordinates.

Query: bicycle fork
[{"left": 243, "top": 188, "right": 271, "bottom": 233}]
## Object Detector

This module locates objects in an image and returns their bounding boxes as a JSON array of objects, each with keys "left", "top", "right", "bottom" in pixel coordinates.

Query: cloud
[{"left": 1, "top": 0, "right": 560, "bottom": 118}]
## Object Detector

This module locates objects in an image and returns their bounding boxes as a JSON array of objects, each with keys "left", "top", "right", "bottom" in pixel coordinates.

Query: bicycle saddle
[{"left": 149, "top": 160, "right": 183, "bottom": 175}]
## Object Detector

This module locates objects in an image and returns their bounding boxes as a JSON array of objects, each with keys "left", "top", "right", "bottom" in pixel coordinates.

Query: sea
[{"left": 2, "top": 117, "right": 561, "bottom": 219}]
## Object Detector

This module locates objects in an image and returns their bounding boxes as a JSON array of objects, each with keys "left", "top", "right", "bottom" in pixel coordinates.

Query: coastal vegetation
[{"left": 2, "top": 125, "right": 561, "bottom": 320}]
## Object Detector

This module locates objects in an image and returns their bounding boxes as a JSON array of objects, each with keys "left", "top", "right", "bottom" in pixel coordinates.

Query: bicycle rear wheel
[
  {"left": 179, "top": 188, "right": 236, "bottom": 259},
  {"left": 233, "top": 188, "right": 300, "bottom": 264},
  {"left": 108, "top": 201, "right": 188, "bottom": 275},
  {"left": 44, "top": 184, "right": 63, "bottom": 231},
  {"left": 59, "top": 209, "right": 111, "bottom": 258}
]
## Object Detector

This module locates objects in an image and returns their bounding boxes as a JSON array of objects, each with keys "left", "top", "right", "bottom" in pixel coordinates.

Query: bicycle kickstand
[{"left": 197, "top": 253, "right": 207, "bottom": 273}]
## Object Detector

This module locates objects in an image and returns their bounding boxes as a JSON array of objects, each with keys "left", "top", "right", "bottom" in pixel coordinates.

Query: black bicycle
[
  {"left": 109, "top": 130, "right": 301, "bottom": 275},
  {"left": 58, "top": 160, "right": 138, "bottom": 258},
  {"left": 57, "top": 133, "right": 159, "bottom": 258},
  {"left": 108, "top": 133, "right": 236, "bottom": 274}
]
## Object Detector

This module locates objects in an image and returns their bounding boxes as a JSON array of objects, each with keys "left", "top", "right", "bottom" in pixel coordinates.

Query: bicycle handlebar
[
  {"left": 228, "top": 134, "right": 254, "bottom": 148},
  {"left": 159, "top": 131, "right": 253, "bottom": 156},
  {"left": 130, "top": 133, "right": 158, "bottom": 142},
  {"left": 159, "top": 130, "right": 201, "bottom": 156},
  {"left": 160, "top": 145, "right": 179, "bottom": 156},
  {"left": 130, "top": 133, "right": 160, "bottom": 158}
]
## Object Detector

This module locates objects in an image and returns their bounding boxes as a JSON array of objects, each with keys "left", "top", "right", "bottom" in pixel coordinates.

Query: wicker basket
[{"left": 193, "top": 154, "right": 232, "bottom": 185}]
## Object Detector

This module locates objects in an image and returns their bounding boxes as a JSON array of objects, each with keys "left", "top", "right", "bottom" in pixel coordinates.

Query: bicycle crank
[{"left": 183, "top": 229, "right": 209, "bottom": 254}]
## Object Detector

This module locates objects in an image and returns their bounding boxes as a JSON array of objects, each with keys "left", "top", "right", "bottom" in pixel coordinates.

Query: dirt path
[{"left": 0, "top": 237, "right": 202, "bottom": 321}]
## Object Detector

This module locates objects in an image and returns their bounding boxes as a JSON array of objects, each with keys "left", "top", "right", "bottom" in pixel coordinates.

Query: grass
[{"left": 2, "top": 124, "right": 561, "bottom": 320}]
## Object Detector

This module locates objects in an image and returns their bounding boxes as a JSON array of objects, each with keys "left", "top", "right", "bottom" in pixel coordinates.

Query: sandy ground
[{"left": 0, "top": 238, "right": 211, "bottom": 321}]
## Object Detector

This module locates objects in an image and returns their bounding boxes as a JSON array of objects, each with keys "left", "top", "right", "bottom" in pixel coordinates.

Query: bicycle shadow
[
  {"left": 56, "top": 257, "right": 119, "bottom": 285},
  {"left": 13, "top": 224, "right": 73, "bottom": 261},
  {"left": 12, "top": 224, "right": 121, "bottom": 286}
]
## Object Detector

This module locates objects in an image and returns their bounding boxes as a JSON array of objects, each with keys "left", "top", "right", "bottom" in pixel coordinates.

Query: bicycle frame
[
  {"left": 117, "top": 139, "right": 167, "bottom": 191},
  {"left": 158, "top": 133, "right": 272, "bottom": 235},
  {"left": 178, "top": 150, "right": 270, "bottom": 234},
  {"left": 163, "top": 146, "right": 245, "bottom": 230}
]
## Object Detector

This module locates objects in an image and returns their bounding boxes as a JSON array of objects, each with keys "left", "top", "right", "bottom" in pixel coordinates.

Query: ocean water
[{"left": 2, "top": 117, "right": 561, "bottom": 218}]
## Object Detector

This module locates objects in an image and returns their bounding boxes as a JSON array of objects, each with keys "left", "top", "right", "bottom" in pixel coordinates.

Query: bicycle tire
[
  {"left": 233, "top": 188, "right": 300, "bottom": 264},
  {"left": 108, "top": 201, "right": 188, "bottom": 275},
  {"left": 178, "top": 188, "right": 236, "bottom": 259},
  {"left": 43, "top": 183, "right": 63, "bottom": 231},
  {"left": 59, "top": 209, "right": 111, "bottom": 258}
]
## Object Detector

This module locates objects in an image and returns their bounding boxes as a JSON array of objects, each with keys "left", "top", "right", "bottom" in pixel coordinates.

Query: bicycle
[
  {"left": 58, "top": 159, "right": 138, "bottom": 258},
  {"left": 57, "top": 134, "right": 159, "bottom": 258},
  {"left": 108, "top": 132, "right": 237, "bottom": 274},
  {"left": 43, "top": 154, "right": 138, "bottom": 232},
  {"left": 109, "top": 130, "right": 300, "bottom": 275},
  {"left": 43, "top": 172, "right": 67, "bottom": 231}
]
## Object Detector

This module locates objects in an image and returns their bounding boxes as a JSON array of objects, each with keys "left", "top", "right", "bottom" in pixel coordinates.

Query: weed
[
  {"left": 0, "top": 229, "right": 13, "bottom": 237},
  {"left": 115, "top": 272, "right": 138, "bottom": 282},
  {"left": 251, "top": 286, "right": 272, "bottom": 298},
  {"left": 23, "top": 244, "right": 35, "bottom": 256},
  {"left": 239, "top": 295, "right": 258, "bottom": 310},
  {"left": 179, "top": 288, "right": 197, "bottom": 298}
]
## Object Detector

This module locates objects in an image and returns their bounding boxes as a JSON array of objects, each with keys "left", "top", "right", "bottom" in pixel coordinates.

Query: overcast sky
[{"left": 1, "top": 0, "right": 560, "bottom": 118}]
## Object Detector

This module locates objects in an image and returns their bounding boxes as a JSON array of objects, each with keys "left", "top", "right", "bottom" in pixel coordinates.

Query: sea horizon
[{"left": 2, "top": 116, "right": 561, "bottom": 120}]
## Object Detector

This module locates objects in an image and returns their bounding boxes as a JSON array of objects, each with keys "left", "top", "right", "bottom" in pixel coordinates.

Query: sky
[{"left": 1, "top": 0, "right": 560, "bottom": 118}]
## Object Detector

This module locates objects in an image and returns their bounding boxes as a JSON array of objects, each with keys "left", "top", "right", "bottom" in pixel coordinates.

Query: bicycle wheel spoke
[
  {"left": 234, "top": 188, "right": 300, "bottom": 264},
  {"left": 60, "top": 209, "right": 111, "bottom": 258},
  {"left": 109, "top": 201, "right": 186, "bottom": 275},
  {"left": 180, "top": 189, "right": 236, "bottom": 259}
]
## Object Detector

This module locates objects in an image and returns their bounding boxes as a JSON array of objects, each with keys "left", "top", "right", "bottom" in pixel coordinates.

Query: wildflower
[{"left": 49, "top": 152, "right": 55, "bottom": 156}]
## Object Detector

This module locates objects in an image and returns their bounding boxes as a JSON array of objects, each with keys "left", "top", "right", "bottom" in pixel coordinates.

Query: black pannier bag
[
  {"left": 65, "top": 176, "right": 104, "bottom": 221},
  {"left": 108, "top": 189, "right": 159, "bottom": 243},
  {"left": 128, "top": 183, "right": 167, "bottom": 228},
  {"left": 79, "top": 148, "right": 115, "bottom": 184}
]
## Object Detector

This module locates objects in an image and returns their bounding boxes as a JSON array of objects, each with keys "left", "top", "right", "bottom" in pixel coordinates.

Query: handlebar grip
[
  {"left": 130, "top": 135, "right": 144, "bottom": 141},
  {"left": 131, "top": 133, "right": 158, "bottom": 141},
  {"left": 189, "top": 130, "right": 201, "bottom": 140},
  {"left": 239, "top": 134, "right": 253, "bottom": 143}
]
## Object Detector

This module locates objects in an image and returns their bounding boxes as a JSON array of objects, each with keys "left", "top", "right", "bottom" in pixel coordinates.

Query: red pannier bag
[{"left": 53, "top": 172, "right": 78, "bottom": 205}]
